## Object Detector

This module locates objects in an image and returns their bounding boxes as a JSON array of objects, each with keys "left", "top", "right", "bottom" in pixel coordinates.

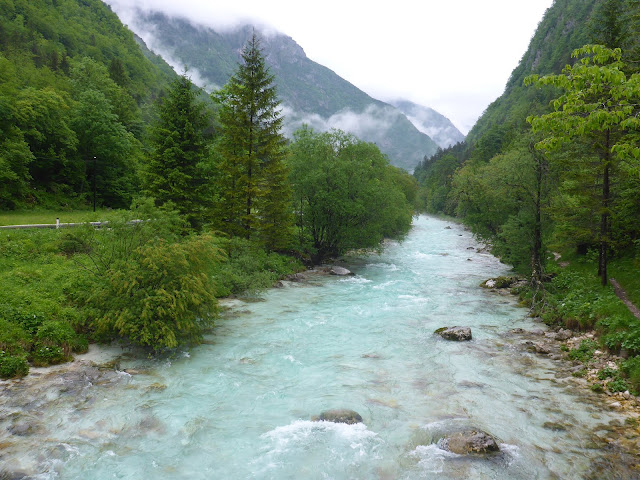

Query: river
[{"left": 0, "top": 215, "right": 630, "bottom": 479}]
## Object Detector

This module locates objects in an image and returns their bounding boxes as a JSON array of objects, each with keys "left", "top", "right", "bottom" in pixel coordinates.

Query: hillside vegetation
[
  {"left": 0, "top": 3, "right": 417, "bottom": 377},
  {"left": 414, "top": 0, "right": 640, "bottom": 392},
  {"left": 111, "top": 10, "right": 440, "bottom": 170}
]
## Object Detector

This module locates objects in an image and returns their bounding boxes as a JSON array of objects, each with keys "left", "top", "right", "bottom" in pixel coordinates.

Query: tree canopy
[{"left": 288, "top": 127, "right": 415, "bottom": 262}]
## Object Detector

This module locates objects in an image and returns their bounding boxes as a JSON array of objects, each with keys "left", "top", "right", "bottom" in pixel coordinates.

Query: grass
[
  {"left": 0, "top": 212, "right": 304, "bottom": 377},
  {"left": 609, "top": 256, "right": 640, "bottom": 311},
  {"left": 0, "top": 209, "right": 126, "bottom": 226}
]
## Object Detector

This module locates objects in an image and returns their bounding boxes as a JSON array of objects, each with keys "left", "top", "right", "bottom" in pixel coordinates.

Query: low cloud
[
  {"left": 405, "top": 114, "right": 463, "bottom": 149},
  {"left": 281, "top": 104, "right": 402, "bottom": 142},
  {"left": 106, "top": 1, "right": 217, "bottom": 90},
  {"left": 105, "top": 0, "right": 261, "bottom": 33}
]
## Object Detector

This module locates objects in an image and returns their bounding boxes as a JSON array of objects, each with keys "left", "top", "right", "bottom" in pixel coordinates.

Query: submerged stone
[
  {"left": 435, "top": 326, "right": 472, "bottom": 341},
  {"left": 312, "top": 409, "right": 363, "bottom": 424}
]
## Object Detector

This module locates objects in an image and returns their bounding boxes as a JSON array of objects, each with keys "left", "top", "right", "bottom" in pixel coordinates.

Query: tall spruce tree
[
  {"left": 144, "top": 75, "right": 212, "bottom": 230},
  {"left": 213, "top": 32, "right": 291, "bottom": 250}
]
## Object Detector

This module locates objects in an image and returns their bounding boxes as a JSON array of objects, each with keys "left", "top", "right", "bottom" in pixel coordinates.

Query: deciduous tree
[{"left": 526, "top": 45, "right": 640, "bottom": 285}]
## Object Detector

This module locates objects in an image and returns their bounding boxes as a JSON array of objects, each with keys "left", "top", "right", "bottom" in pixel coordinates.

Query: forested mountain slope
[
  {"left": 0, "top": 0, "right": 177, "bottom": 208},
  {"left": 104, "top": 8, "right": 440, "bottom": 171},
  {"left": 465, "top": 0, "right": 598, "bottom": 149},
  {"left": 391, "top": 99, "right": 465, "bottom": 149},
  {"left": 413, "top": 0, "right": 640, "bottom": 372}
]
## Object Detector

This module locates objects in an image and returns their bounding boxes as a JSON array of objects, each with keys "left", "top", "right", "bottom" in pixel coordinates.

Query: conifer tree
[
  {"left": 144, "top": 75, "right": 212, "bottom": 230},
  {"left": 214, "top": 32, "right": 292, "bottom": 249}
]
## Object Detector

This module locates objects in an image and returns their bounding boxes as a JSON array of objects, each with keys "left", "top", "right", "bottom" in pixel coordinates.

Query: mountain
[
  {"left": 390, "top": 100, "right": 465, "bottom": 149},
  {"left": 0, "top": 0, "right": 178, "bottom": 208},
  {"left": 465, "top": 0, "right": 598, "bottom": 147},
  {"left": 104, "top": 7, "right": 441, "bottom": 171}
]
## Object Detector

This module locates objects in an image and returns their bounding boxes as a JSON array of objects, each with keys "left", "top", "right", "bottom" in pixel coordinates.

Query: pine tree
[
  {"left": 214, "top": 32, "right": 292, "bottom": 249},
  {"left": 144, "top": 75, "right": 212, "bottom": 230}
]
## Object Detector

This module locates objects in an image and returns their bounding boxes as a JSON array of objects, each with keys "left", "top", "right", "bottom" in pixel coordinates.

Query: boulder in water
[
  {"left": 312, "top": 409, "right": 363, "bottom": 424},
  {"left": 286, "top": 272, "right": 307, "bottom": 282},
  {"left": 329, "top": 266, "right": 353, "bottom": 276},
  {"left": 439, "top": 429, "right": 500, "bottom": 455},
  {"left": 435, "top": 326, "right": 472, "bottom": 341}
]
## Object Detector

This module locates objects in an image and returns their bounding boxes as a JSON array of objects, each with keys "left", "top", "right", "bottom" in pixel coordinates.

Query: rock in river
[
  {"left": 435, "top": 326, "right": 472, "bottom": 341},
  {"left": 439, "top": 429, "right": 500, "bottom": 455},
  {"left": 312, "top": 409, "right": 363, "bottom": 424},
  {"left": 329, "top": 266, "right": 353, "bottom": 276}
]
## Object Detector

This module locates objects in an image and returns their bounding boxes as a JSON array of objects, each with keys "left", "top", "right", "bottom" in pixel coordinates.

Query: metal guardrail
[{"left": 0, "top": 219, "right": 143, "bottom": 230}]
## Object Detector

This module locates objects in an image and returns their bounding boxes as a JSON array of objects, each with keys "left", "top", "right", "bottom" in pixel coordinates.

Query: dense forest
[
  {"left": 414, "top": 0, "right": 640, "bottom": 392},
  {"left": 0, "top": 0, "right": 417, "bottom": 378}
]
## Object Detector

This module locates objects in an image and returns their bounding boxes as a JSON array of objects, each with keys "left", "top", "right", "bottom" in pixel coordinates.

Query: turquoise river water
[{"left": 0, "top": 216, "right": 629, "bottom": 479}]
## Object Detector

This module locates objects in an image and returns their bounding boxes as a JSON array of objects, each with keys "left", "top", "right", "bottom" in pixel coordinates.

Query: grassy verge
[
  {"left": 524, "top": 251, "right": 640, "bottom": 395},
  {"left": 0, "top": 208, "right": 303, "bottom": 379},
  {"left": 0, "top": 209, "right": 126, "bottom": 226}
]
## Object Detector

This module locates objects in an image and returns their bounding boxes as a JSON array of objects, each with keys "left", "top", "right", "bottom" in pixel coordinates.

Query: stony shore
[
  {"left": 482, "top": 277, "right": 640, "bottom": 464},
  {"left": 2, "top": 268, "right": 640, "bottom": 478}
]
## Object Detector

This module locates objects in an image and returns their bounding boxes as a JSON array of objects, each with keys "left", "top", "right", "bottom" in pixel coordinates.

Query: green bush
[
  {"left": 0, "top": 318, "right": 32, "bottom": 354},
  {"left": 91, "top": 234, "right": 222, "bottom": 351},
  {"left": 597, "top": 367, "right": 618, "bottom": 380},
  {"left": 56, "top": 231, "right": 92, "bottom": 256},
  {"left": 568, "top": 339, "right": 598, "bottom": 363},
  {"left": 31, "top": 320, "right": 76, "bottom": 366},
  {"left": 607, "top": 377, "right": 630, "bottom": 393},
  {"left": 620, "top": 357, "right": 640, "bottom": 395},
  {"left": 0, "top": 353, "right": 29, "bottom": 378},
  {"left": 212, "top": 237, "right": 303, "bottom": 296}
]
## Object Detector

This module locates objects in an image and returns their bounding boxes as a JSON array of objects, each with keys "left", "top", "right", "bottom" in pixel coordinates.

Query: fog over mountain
[
  {"left": 105, "top": 2, "right": 452, "bottom": 170},
  {"left": 390, "top": 100, "right": 465, "bottom": 149}
]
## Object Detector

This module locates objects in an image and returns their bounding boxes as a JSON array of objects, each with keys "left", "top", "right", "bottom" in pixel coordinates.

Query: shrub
[
  {"left": 597, "top": 367, "right": 618, "bottom": 380},
  {"left": 31, "top": 320, "right": 76, "bottom": 366},
  {"left": 607, "top": 377, "right": 629, "bottom": 393},
  {"left": 620, "top": 357, "right": 640, "bottom": 395},
  {"left": 0, "top": 353, "right": 29, "bottom": 378},
  {"left": 0, "top": 318, "right": 31, "bottom": 354},
  {"left": 568, "top": 339, "right": 598, "bottom": 363},
  {"left": 90, "top": 234, "right": 222, "bottom": 351},
  {"left": 56, "top": 230, "right": 92, "bottom": 256},
  {"left": 212, "top": 237, "right": 303, "bottom": 296}
]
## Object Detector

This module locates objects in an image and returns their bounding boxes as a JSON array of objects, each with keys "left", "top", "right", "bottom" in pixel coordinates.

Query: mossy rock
[{"left": 312, "top": 409, "right": 363, "bottom": 424}]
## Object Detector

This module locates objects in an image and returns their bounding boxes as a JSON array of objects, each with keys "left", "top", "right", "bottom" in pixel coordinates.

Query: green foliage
[
  {"left": 288, "top": 127, "right": 414, "bottom": 262},
  {"left": 0, "top": 0, "right": 176, "bottom": 209},
  {"left": 144, "top": 75, "right": 213, "bottom": 230},
  {"left": 213, "top": 33, "right": 292, "bottom": 248},
  {"left": 597, "top": 366, "right": 618, "bottom": 380},
  {"left": 31, "top": 320, "right": 76, "bottom": 366},
  {"left": 526, "top": 45, "right": 640, "bottom": 285},
  {"left": 568, "top": 339, "right": 598, "bottom": 362},
  {"left": 0, "top": 353, "right": 29, "bottom": 379},
  {"left": 212, "top": 237, "right": 304, "bottom": 297},
  {"left": 607, "top": 377, "right": 630, "bottom": 393},
  {"left": 413, "top": 142, "right": 467, "bottom": 215},
  {"left": 621, "top": 357, "right": 640, "bottom": 394},
  {"left": 89, "top": 234, "right": 222, "bottom": 351},
  {"left": 0, "top": 318, "right": 31, "bottom": 355}
]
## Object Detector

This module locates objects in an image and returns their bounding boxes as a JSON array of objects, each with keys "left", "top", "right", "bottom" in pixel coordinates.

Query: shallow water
[{"left": 0, "top": 216, "right": 627, "bottom": 479}]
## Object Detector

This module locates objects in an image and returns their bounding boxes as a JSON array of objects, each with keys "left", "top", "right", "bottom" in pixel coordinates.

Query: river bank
[{"left": 2, "top": 216, "right": 640, "bottom": 479}]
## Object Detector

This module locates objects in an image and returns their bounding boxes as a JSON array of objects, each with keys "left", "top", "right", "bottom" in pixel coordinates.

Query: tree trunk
[
  {"left": 529, "top": 144, "right": 545, "bottom": 287},
  {"left": 599, "top": 131, "right": 611, "bottom": 287}
]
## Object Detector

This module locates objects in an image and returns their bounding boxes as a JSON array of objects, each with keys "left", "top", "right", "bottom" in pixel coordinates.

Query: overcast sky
[{"left": 107, "top": 0, "right": 555, "bottom": 134}]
